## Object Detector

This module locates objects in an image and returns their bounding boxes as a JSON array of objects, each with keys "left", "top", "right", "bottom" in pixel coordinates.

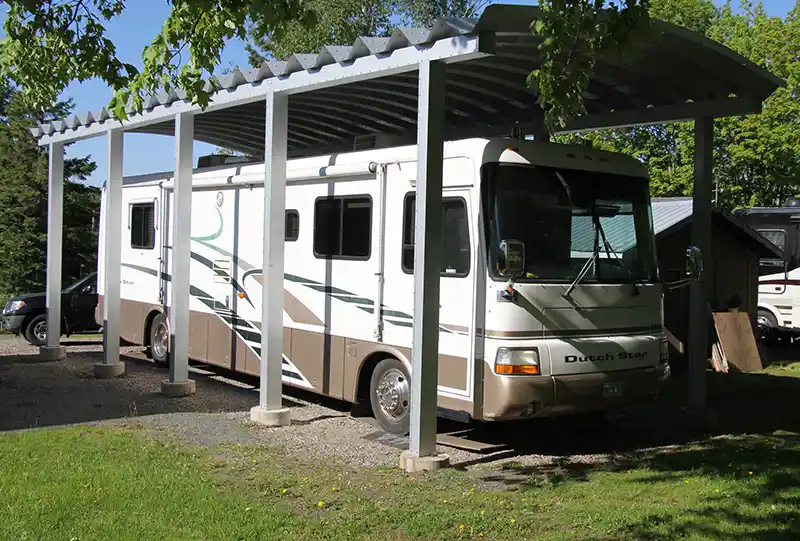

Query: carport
[{"left": 29, "top": 4, "right": 781, "bottom": 471}]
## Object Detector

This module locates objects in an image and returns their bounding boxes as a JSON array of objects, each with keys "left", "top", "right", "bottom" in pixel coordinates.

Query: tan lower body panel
[
  {"left": 481, "top": 362, "right": 669, "bottom": 421},
  {"left": 97, "top": 296, "right": 161, "bottom": 345},
  {"left": 104, "top": 295, "right": 474, "bottom": 417}
]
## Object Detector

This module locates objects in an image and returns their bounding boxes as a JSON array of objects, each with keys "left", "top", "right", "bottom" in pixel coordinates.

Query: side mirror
[
  {"left": 685, "top": 246, "right": 703, "bottom": 282},
  {"left": 498, "top": 240, "right": 526, "bottom": 277}
]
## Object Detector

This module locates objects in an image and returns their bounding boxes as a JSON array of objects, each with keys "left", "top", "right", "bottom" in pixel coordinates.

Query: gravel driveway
[{"left": 0, "top": 335, "right": 693, "bottom": 475}]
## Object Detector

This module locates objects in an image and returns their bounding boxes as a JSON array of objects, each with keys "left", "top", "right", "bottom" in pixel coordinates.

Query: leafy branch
[{"left": 528, "top": 0, "right": 653, "bottom": 130}]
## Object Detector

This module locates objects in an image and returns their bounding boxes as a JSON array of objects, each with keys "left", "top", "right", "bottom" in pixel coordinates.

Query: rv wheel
[
  {"left": 149, "top": 313, "right": 170, "bottom": 365},
  {"left": 757, "top": 309, "right": 778, "bottom": 345},
  {"left": 370, "top": 358, "right": 411, "bottom": 436}
]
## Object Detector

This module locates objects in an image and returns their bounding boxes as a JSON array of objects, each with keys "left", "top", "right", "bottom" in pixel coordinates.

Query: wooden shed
[{"left": 653, "top": 198, "right": 783, "bottom": 370}]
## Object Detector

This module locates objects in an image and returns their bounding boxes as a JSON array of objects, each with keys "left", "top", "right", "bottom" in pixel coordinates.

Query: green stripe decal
[{"left": 191, "top": 206, "right": 224, "bottom": 242}]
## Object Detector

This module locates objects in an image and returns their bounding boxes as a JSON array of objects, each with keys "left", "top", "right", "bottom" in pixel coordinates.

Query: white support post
[
  {"left": 39, "top": 142, "right": 66, "bottom": 361},
  {"left": 93, "top": 129, "right": 126, "bottom": 378},
  {"left": 161, "top": 112, "right": 196, "bottom": 397},
  {"left": 400, "top": 60, "right": 450, "bottom": 473},
  {"left": 251, "top": 91, "right": 291, "bottom": 427},
  {"left": 688, "top": 117, "right": 713, "bottom": 411}
]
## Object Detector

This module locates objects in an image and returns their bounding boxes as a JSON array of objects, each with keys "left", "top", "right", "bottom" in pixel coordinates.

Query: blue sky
[{"left": 2, "top": 0, "right": 796, "bottom": 186}]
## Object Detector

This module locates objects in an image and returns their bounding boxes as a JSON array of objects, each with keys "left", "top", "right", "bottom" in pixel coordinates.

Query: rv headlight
[
  {"left": 659, "top": 336, "right": 669, "bottom": 364},
  {"left": 495, "top": 348, "right": 540, "bottom": 375}
]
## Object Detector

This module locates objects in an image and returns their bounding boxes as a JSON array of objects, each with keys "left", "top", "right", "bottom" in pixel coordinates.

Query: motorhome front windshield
[{"left": 482, "top": 162, "right": 658, "bottom": 284}]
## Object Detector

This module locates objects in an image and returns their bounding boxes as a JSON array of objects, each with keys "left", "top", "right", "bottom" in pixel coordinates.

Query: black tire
[
  {"left": 149, "top": 313, "right": 170, "bottom": 365},
  {"left": 24, "top": 314, "right": 48, "bottom": 346},
  {"left": 369, "top": 357, "right": 411, "bottom": 436},
  {"left": 757, "top": 309, "right": 779, "bottom": 345}
]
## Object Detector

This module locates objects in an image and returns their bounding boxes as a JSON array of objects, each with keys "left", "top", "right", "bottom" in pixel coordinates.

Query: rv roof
[
  {"left": 734, "top": 207, "right": 800, "bottom": 215},
  {"left": 119, "top": 137, "right": 645, "bottom": 187}
]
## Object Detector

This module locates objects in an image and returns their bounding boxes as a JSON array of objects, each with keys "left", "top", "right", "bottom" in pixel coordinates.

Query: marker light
[{"left": 495, "top": 348, "right": 541, "bottom": 375}]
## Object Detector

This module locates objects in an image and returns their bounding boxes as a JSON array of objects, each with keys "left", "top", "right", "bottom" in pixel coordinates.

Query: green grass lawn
[{"left": 1, "top": 363, "right": 799, "bottom": 541}]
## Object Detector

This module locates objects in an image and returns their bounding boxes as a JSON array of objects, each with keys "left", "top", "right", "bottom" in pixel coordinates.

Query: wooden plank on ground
[
  {"left": 712, "top": 312, "right": 762, "bottom": 372},
  {"left": 435, "top": 433, "right": 508, "bottom": 453}
]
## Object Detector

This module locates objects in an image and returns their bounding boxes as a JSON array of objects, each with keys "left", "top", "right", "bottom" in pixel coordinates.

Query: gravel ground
[{"left": 0, "top": 335, "right": 690, "bottom": 476}]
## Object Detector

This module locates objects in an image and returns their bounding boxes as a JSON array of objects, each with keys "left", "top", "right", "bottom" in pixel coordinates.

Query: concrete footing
[
  {"left": 93, "top": 361, "right": 125, "bottom": 379},
  {"left": 399, "top": 450, "right": 450, "bottom": 473},
  {"left": 38, "top": 345, "right": 66, "bottom": 361},
  {"left": 250, "top": 406, "right": 291, "bottom": 427},
  {"left": 161, "top": 379, "right": 196, "bottom": 397}
]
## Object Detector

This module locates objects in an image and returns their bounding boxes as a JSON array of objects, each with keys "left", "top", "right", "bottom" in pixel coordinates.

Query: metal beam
[
  {"left": 161, "top": 112, "right": 196, "bottom": 397},
  {"left": 559, "top": 97, "right": 761, "bottom": 133},
  {"left": 250, "top": 90, "right": 291, "bottom": 427},
  {"left": 688, "top": 117, "right": 713, "bottom": 410},
  {"left": 39, "top": 142, "right": 66, "bottom": 361},
  {"left": 33, "top": 35, "right": 486, "bottom": 147},
  {"left": 403, "top": 59, "right": 449, "bottom": 472},
  {"left": 93, "top": 129, "right": 126, "bottom": 378}
]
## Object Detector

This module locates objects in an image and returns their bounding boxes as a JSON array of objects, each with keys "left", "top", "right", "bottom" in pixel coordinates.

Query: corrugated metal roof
[
  {"left": 652, "top": 197, "right": 695, "bottom": 234},
  {"left": 30, "top": 4, "right": 783, "bottom": 157},
  {"left": 651, "top": 197, "right": 784, "bottom": 258}
]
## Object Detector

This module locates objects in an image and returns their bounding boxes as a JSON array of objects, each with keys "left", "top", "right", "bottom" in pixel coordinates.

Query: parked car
[{"left": 0, "top": 272, "right": 101, "bottom": 346}]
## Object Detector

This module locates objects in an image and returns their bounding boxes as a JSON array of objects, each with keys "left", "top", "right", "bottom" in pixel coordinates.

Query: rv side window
[
  {"left": 401, "top": 193, "right": 470, "bottom": 277},
  {"left": 286, "top": 210, "right": 299, "bottom": 242},
  {"left": 313, "top": 195, "right": 372, "bottom": 259},
  {"left": 130, "top": 202, "right": 155, "bottom": 250}
]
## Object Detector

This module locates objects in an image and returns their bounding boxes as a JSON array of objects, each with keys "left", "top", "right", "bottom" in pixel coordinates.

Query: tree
[
  {"left": 559, "top": 0, "right": 800, "bottom": 210},
  {"left": 394, "top": 0, "right": 489, "bottom": 27},
  {"left": 0, "top": 0, "right": 314, "bottom": 119},
  {"left": 243, "top": 0, "right": 491, "bottom": 65},
  {"left": 245, "top": 0, "right": 395, "bottom": 64},
  {"left": 0, "top": 80, "right": 100, "bottom": 298},
  {"left": 0, "top": 0, "right": 654, "bottom": 128}
]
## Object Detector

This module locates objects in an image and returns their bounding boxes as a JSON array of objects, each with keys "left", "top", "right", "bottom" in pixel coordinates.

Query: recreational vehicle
[
  {"left": 97, "top": 137, "right": 672, "bottom": 434},
  {"left": 734, "top": 202, "right": 800, "bottom": 340}
]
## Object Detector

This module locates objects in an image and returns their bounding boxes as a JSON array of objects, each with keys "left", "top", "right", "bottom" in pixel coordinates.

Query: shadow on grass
[
  {"left": 589, "top": 433, "right": 800, "bottom": 540},
  {"left": 468, "top": 366, "right": 800, "bottom": 539}
]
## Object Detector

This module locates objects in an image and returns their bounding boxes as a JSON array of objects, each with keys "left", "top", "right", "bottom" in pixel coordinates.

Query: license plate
[{"left": 602, "top": 382, "right": 624, "bottom": 398}]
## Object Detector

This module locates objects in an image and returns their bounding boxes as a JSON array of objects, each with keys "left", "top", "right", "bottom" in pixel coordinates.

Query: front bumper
[
  {"left": 482, "top": 363, "right": 670, "bottom": 421},
  {"left": 0, "top": 314, "right": 26, "bottom": 333}
]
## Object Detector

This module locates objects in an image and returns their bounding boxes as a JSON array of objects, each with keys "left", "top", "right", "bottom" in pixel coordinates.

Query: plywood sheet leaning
[{"left": 712, "top": 312, "right": 763, "bottom": 372}]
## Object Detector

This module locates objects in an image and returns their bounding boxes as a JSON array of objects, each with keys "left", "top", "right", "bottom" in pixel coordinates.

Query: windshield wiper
[
  {"left": 595, "top": 216, "right": 641, "bottom": 297},
  {"left": 563, "top": 210, "right": 641, "bottom": 298},
  {"left": 564, "top": 213, "right": 602, "bottom": 298}
]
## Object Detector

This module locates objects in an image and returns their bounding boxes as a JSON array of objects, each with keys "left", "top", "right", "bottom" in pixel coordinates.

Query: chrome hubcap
[
  {"left": 757, "top": 316, "right": 771, "bottom": 334},
  {"left": 376, "top": 368, "right": 409, "bottom": 421},
  {"left": 34, "top": 321, "right": 47, "bottom": 341},
  {"left": 153, "top": 322, "right": 169, "bottom": 359}
]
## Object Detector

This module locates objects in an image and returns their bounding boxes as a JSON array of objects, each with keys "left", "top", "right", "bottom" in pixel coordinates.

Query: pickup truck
[{"left": 0, "top": 272, "right": 101, "bottom": 346}]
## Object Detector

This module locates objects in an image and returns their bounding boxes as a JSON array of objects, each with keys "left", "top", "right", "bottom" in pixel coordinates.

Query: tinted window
[
  {"left": 402, "top": 194, "right": 470, "bottom": 276},
  {"left": 756, "top": 228, "right": 789, "bottom": 276},
  {"left": 757, "top": 229, "right": 786, "bottom": 251},
  {"left": 286, "top": 210, "right": 299, "bottom": 242},
  {"left": 131, "top": 203, "right": 155, "bottom": 250},
  {"left": 481, "top": 163, "right": 657, "bottom": 283},
  {"left": 314, "top": 196, "right": 371, "bottom": 259}
]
